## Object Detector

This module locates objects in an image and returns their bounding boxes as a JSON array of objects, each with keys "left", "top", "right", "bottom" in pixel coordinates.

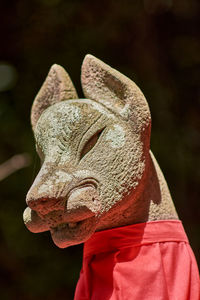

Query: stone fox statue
[{"left": 23, "top": 55, "right": 199, "bottom": 299}]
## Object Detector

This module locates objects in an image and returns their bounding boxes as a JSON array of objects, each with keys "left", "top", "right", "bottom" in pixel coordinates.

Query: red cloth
[{"left": 74, "top": 220, "right": 200, "bottom": 300}]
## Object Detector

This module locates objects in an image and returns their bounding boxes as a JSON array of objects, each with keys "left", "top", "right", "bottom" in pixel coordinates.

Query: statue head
[{"left": 24, "top": 55, "right": 151, "bottom": 248}]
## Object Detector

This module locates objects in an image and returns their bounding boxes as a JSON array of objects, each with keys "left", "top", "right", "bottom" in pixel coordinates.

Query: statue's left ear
[
  {"left": 31, "top": 64, "right": 78, "bottom": 131},
  {"left": 81, "top": 55, "right": 151, "bottom": 130}
]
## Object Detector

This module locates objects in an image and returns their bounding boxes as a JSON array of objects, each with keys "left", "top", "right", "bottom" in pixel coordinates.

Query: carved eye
[{"left": 80, "top": 128, "right": 105, "bottom": 160}]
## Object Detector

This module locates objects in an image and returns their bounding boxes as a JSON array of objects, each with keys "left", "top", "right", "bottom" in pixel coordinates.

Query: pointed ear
[
  {"left": 81, "top": 55, "right": 151, "bottom": 129},
  {"left": 31, "top": 64, "right": 78, "bottom": 130}
]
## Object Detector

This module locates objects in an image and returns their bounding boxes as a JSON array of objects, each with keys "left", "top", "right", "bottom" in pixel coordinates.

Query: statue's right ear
[{"left": 31, "top": 64, "right": 78, "bottom": 131}]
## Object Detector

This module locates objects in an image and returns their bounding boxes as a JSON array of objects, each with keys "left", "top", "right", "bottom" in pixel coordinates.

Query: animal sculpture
[{"left": 23, "top": 55, "right": 199, "bottom": 300}]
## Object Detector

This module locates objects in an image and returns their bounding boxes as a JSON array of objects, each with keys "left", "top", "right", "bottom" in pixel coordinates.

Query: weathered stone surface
[
  {"left": 24, "top": 55, "right": 178, "bottom": 248},
  {"left": 31, "top": 64, "right": 78, "bottom": 131}
]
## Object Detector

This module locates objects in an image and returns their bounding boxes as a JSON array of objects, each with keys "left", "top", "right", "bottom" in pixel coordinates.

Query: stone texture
[
  {"left": 31, "top": 64, "right": 78, "bottom": 130},
  {"left": 24, "top": 55, "right": 178, "bottom": 248}
]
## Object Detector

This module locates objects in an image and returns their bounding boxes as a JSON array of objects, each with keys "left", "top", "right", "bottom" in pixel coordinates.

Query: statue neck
[
  {"left": 147, "top": 151, "right": 178, "bottom": 221},
  {"left": 97, "top": 151, "right": 178, "bottom": 232}
]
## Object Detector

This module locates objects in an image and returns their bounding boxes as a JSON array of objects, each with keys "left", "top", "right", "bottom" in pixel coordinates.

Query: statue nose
[
  {"left": 26, "top": 185, "right": 101, "bottom": 217},
  {"left": 26, "top": 166, "right": 74, "bottom": 214},
  {"left": 26, "top": 196, "right": 65, "bottom": 215}
]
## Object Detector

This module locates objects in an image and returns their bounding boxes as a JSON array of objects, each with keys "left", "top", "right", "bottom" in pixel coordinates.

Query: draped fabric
[{"left": 74, "top": 220, "right": 200, "bottom": 300}]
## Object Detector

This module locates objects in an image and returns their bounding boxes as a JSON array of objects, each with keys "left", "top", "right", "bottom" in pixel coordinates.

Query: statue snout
[
  {"left": 26, "top": 178, "right": 101, "bottom": 219},
  {"left": 66, "top": 184, "right": 101, "bottom": 216}
]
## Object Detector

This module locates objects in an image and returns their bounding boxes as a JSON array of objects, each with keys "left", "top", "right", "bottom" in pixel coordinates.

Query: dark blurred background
[{"left": 0, "top": 0, "right": 199, "bottom": 299}]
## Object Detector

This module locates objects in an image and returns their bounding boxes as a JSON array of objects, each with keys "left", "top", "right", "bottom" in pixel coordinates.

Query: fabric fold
[{"left": 74, "top": 220, "right": 200, "bottom": 300}]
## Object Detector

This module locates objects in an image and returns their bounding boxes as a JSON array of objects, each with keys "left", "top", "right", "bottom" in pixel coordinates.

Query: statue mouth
[
  {"left": 56, "top": 222, "right": 78, "bottom": 229},
  {"left": 49, "top": 215, "right": 97, "bottom": 248},
  {"left": 50, "top": 214, "right": 94, "bottom": 231},
  {"left": 24, "top": 178, "right": 101, "bottom": 247}
]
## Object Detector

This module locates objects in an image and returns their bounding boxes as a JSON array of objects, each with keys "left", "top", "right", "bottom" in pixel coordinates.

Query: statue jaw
[
  {"left": 23, "top": 206, "right": 98, "bottom": 248},
  {"left": 50, "top": 215, "right": 97, "bottom": 248}
]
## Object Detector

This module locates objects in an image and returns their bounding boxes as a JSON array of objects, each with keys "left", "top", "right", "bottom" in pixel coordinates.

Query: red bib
[{"left": 74, "top": 220, "right": 200, "bottom": 300}]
